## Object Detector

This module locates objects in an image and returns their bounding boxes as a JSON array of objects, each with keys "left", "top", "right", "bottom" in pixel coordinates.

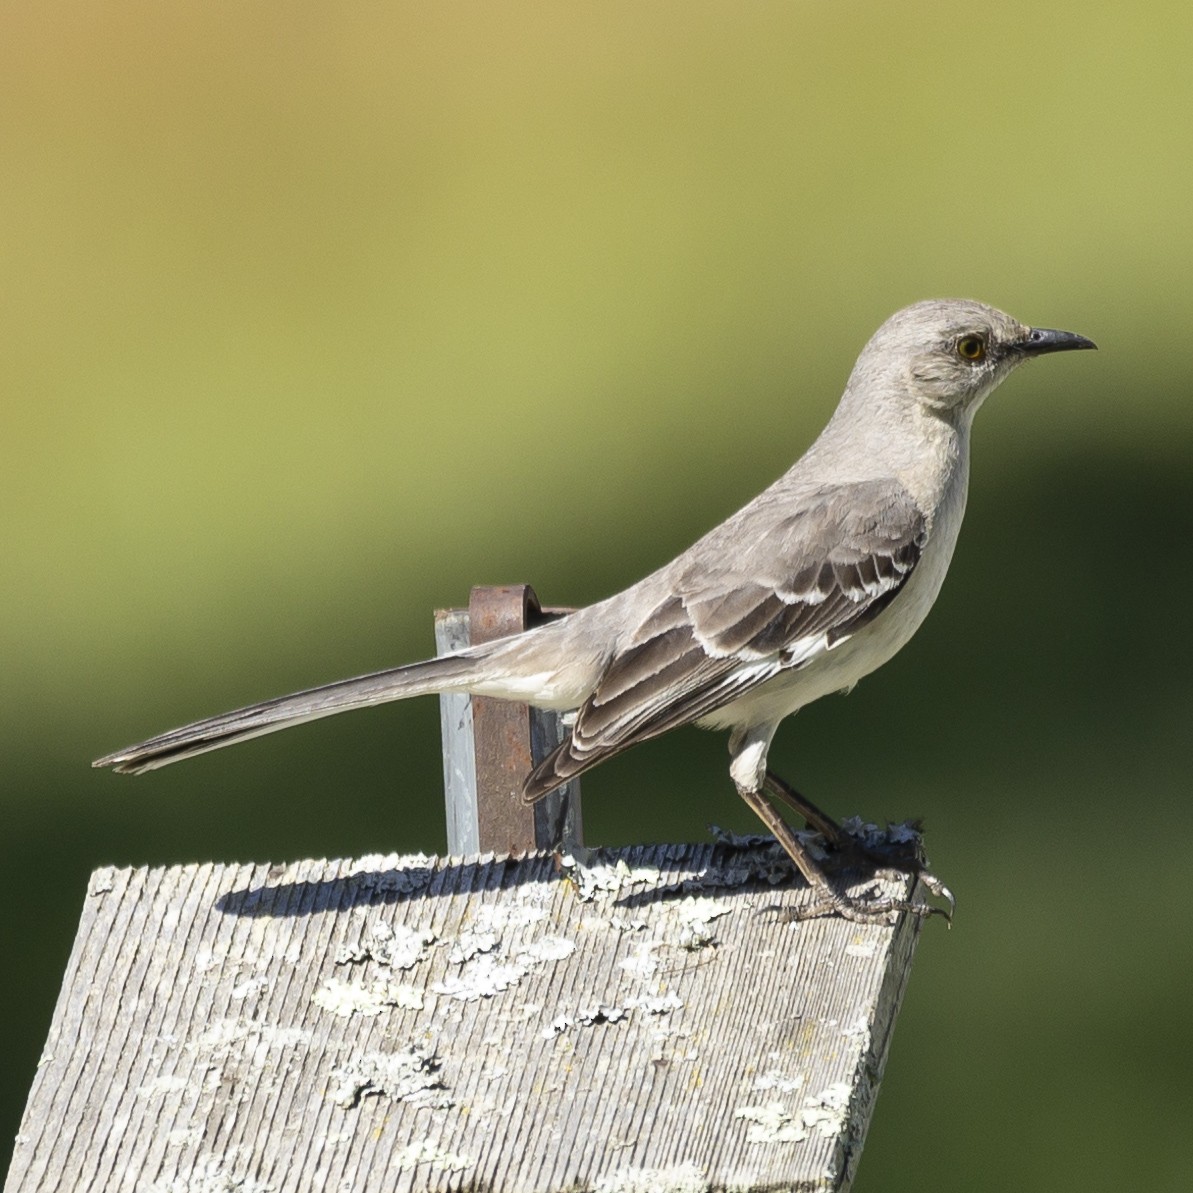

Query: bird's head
[{"left": 852, "top": 298, "right": 1096, "bottom": 423}]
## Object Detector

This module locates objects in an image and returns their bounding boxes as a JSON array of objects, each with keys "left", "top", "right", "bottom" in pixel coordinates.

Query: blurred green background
[{"left": 4, "top": 1, "right": 1192, "bottom": 1188}]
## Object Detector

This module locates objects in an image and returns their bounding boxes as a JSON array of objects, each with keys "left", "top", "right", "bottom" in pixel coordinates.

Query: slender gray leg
[
  {"left": 729, "top": 728, "right": 951, "bottom": 921},
  {"left": 762, "top": 771, "right": 956, "bottom": 918},
  {"left": 740, "top": 775, "right": 955, "bottom": 922},
  {"left": 734, "top": 783, "right": 843, "bottom": 910},
  {"left": 762, "top": 770, "right": 849, "bottom": 846}
]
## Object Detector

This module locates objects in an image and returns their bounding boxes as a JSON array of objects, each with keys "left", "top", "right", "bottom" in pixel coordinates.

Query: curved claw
[{"left": 916, "top": 870, "right": 956, "bottom": 926}]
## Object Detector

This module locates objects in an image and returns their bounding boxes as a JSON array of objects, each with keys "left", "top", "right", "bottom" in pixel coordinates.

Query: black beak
[{"left": 1019, "top": 326, "right": 1098, "bottom": 356}]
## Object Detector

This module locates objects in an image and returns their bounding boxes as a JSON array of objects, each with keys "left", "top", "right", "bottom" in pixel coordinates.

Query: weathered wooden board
[{"left": 6, "top": 839, "right": 927, "bottom": 1193}]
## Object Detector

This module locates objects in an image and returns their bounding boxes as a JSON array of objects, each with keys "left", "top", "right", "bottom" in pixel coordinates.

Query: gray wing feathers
[
  {"left": 524, "top": 480, "right": 925, "bottom": 802},
  {"left": 521, "top": 614, "right": 776, "bottom": 803}
]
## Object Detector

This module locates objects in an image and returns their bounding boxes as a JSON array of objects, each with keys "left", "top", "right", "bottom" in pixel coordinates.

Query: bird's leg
[
  {"left": 728, "top": 727, "right": 949, "bottom": 921},
  {"left": 764, "top": 770, "right": 955, "bottom": 920},
  {"left": 734, "top": 783, "right": 859, "bottom": 916},
  {"left": 762, "top": 770, "right": 850, "bottom": 848},
  {"left": 742, "top": 776, "right": 951, "bottom": 923},
  {"left": 763, "top": 770, "right": 921, "bottom": 869}
]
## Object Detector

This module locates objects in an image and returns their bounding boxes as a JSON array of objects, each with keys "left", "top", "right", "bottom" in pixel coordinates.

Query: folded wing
[{"left": 523, "top": 479, "right": 926, "bottom": 801}]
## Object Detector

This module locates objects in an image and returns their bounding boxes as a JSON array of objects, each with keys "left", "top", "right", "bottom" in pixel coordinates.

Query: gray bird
[{"left": 95, "top": 299, "right": 1095, "bottom": 920}]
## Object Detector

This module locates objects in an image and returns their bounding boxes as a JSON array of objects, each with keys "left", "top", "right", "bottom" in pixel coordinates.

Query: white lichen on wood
[{"left": 9, "top": 836, "right": 927, "bottom": 1192}]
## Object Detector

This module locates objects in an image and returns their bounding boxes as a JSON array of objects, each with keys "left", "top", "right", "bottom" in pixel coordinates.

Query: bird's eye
[{"left": 956, "top": 334, "right": 987, "bottom": 362}]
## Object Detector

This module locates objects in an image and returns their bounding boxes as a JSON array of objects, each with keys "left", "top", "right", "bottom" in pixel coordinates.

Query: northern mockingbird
[{"left": 96, "top": 299, "right": 1095, "bottom": 920}]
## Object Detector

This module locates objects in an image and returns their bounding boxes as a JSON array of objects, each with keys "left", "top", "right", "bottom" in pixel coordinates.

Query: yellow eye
[{"left": 956, "top": 334, "right": 986, "bottom": 362}]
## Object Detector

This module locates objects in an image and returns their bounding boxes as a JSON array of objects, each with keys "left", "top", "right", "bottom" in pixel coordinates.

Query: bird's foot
[
  {"left": 771, "top": 873, "right": 954, "bottom": 926},
  {"left": 811, "top": 820, "right": 955, "bottom": 924},
  {"left": 756, "top": 773, "right": 954, "bottom": 924}
]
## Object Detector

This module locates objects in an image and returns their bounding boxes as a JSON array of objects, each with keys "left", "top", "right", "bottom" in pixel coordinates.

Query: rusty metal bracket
[{"left": 434, "top": 584, "right": 583, "bottom": 856}]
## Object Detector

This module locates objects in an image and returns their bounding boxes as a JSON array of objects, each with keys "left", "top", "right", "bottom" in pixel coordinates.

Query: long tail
[{"left": 93, "top": 649, "right": 495, "bottom": 775}]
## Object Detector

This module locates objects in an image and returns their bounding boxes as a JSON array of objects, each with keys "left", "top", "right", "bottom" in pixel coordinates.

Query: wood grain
[{"left": 6, "top": 840, "right": 927, "bottom": 1192}]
